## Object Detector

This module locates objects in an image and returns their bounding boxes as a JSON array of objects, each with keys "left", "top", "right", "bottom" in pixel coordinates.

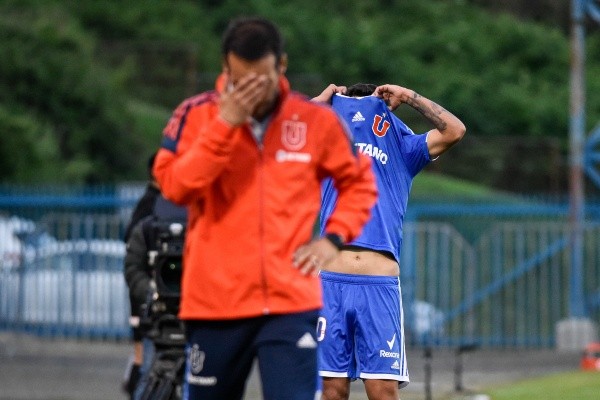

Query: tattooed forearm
[{"left": 405, "top": 92, "right": 448, "bottom": 132}]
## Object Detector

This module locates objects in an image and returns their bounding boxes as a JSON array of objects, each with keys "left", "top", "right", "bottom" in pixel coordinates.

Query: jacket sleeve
[
  {"left": 124, "top": 221, "right": 151, "bottom": 319},
  {"left": 318, "top": 114, "right": 378, "bottom": 242},
  {"left": 154, "top": 106, "right": 241, "bottom": 205}
]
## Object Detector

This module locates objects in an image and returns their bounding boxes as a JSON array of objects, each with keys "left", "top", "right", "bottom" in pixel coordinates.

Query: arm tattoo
[{"left": 405, "top": 92, "right": 448, "bottom": 131}]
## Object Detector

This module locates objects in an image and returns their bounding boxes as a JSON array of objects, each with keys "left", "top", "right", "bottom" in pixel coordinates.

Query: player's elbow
[{"left": 450, "top": 120, "right": 466, "bottom": 144}]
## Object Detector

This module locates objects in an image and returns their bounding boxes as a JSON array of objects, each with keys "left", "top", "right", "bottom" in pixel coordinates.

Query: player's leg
[
  {"left": 363, "top": 379, "right": 399, "bottom": 400},
  {"left": 183, "top": 319, "right": 258, "bottom": 400},
  {"left": 354, "top": 275, "right": 409, "bottom": 400},
  {"left": 255, "top": 310, "right": 320, "bottom": 400},
  {"left": 321, "top": 377, "right": 351, "bottom": 400}
]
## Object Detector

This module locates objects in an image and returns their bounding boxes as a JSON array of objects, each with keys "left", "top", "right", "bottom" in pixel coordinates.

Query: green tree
[
  {"left": 1, "top": 0, "right": 600, "bottom": 188},
  {"left": 0, "top": 3, "right": 143, "bottom": 183}
]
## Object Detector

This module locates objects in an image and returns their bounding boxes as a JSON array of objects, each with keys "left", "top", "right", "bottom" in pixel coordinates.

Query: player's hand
[
  {"left": 219, "top": 73, "right": 269, "bottom": 125},
  {"left": 312, "top": 84, "right": 347, "bottom": 104},
  {"left": 374, "top": 84, "right": 412, "bottom": 111},
  {"left": 292, "top": 238, "right": 339, "bottom": 276}
]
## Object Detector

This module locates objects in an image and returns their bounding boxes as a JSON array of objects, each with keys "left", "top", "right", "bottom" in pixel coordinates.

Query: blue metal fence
[
  {"left": 0, "top": 184, "right": 143, "bottom": 339},
  {"left": 1, "top": 186, "right": 599, "bottom": 346},
  {"left": 403, "top": 201, "right": 600, "bottom": 348}
]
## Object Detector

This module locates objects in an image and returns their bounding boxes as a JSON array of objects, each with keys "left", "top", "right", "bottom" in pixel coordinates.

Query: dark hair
[
  {"left": 221, "top": 16, "right": 284, "bottom": 61},
  {"left": 347, "top": 83, "right": 377, "bottom": 97}
]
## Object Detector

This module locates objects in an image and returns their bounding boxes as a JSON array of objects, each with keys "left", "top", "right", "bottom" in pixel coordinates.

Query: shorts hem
[
  {"left": 359, "top": 372, "right": 410, "bottom": 387},
  {"left": 319, "top": 371, "right": 349, "bottom": 378}
]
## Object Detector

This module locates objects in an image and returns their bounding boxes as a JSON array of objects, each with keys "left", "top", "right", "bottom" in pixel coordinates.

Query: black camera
[
  {"left": 137, "top": 199, "right": 187, "bottom": 400},
  {"left": 148, "top": 221, "right": 185, "bottom": 316}
]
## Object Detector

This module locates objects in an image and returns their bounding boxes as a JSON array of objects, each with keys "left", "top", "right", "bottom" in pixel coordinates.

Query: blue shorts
[
  {"left": 183, "top": 310, "right": 319, "bottom": 400},
  {"left": 318, "top": 271, "right": 409, "bottom": 386}
]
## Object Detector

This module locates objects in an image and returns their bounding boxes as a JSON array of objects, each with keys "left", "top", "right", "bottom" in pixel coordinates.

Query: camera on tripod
[
  {"left": 148, "top": 221, "right": 184, "bottom": 311},
  {"left": 135, "top": 198, "right": 188, "bottom": 400},
  {"left": 144, "top": 220, "right": 186, "bottom": 347}
]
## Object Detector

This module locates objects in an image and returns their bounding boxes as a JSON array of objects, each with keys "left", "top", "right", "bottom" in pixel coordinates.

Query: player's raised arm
[
  {"left": 312, "top": 84, "right": 347, "bottom": 104},
  {"left": 374, "top": 84, "right": 466, "bottom": 158}
]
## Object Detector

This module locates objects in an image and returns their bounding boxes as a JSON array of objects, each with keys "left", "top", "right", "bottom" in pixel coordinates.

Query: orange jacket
[{"left": 154, "top": 76, "right": 377, "bottom": 320}]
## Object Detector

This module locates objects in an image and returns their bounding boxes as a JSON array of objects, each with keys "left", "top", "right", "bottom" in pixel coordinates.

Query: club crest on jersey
[
  {"left": 372, "top": 114, "right": 390, "bottom": 137},
  {"left": 281, "top": 120, "right": 307, "bottom": 151}
]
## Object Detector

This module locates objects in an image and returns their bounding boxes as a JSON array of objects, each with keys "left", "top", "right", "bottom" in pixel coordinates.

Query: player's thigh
[
  {"left": 256, "top": 311, "right": 319, "bottom": 400},
  {"left": 318, "top": 274, "right": 355, "bottom": 374},
  {"left": 183, "top": 319, "right": 258, "bottom": 400},
  {"left": 354, "top": 280, "right": 408, "bottom": 382}
]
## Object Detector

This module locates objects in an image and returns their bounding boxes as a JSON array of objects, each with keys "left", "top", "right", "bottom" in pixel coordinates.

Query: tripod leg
[
  {"left": 140, "top": 354, "right": 185, "bottom": 400},
  {"left": 139, "top": 359, "right": 163, "bottom": 400},
  {"left": 155, "top": 380, "right": 174, "bottom": 400},
  {"left": 139, "top": 375, "right": 159, "bottom": 400}
]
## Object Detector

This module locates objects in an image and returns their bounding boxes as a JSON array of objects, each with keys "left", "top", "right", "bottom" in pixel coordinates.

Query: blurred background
[
  {"left": 1, "top": 0, "right": 600, "bottom": 398},
  {"left": 1, "top": 0, "right": 599, "bottom": 192}
]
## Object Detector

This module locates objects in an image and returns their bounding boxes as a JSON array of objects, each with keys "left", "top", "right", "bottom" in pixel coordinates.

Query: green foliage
[
  {"left": 126, "top": 100, "right": 171, "bottom": 147},
  {"left": 0, "top": 2, "right": 144, "bottom": 183},
  {"left": 1, "top": 0, "right": 599, "bottom": 185},
  {"left": 0, "top": 106, "right": 60, "bottom": 182}
]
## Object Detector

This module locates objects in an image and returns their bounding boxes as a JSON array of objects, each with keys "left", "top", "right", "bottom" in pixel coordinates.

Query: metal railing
[{"left": 1, "top": 186, "right": 599, "bottom": 346}]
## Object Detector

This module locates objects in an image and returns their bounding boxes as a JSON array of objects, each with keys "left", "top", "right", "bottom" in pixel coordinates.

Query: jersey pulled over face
[{"left": 320, "top": 94, "right": 432, "bottom": 263}]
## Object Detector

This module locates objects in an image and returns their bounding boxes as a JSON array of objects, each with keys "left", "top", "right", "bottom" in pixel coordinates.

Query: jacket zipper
[
  {"left": 258, "top": 148, "right": 270, "bottom": 315},
  {"left": 248, "top": 123, "right": 270, "bottom": 315}
]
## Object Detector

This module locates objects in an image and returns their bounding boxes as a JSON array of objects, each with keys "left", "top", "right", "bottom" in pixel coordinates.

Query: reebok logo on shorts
[{"left": 296, "top": 332, "right": 317, "bottom": 349}]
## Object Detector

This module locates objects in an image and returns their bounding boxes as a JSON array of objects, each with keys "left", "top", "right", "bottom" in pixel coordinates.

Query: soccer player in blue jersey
[{"left": 313, "top": 83, "right": 466, "bottom": 400}]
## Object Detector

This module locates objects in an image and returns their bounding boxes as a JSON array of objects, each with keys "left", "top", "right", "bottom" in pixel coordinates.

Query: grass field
[
  {"left": 479, "top": 370, "right": 600, "bottom": 400},
  {"left": 411, "top": 171, "right": 517, "bottom": 202}
]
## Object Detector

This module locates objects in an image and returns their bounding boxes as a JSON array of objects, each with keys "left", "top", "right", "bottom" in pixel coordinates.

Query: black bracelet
[{"left": 325, "top": 233, "right": 344, "bottom": 250}]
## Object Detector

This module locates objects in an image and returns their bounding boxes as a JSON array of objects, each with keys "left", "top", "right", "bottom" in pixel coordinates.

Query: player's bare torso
[{"left": 322, "top": 246, "right": 399, "bottom": 276}]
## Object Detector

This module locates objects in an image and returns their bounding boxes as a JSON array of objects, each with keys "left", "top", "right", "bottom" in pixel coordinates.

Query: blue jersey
[{"left": 320, "top": 94, "right": 431, "bottom": 262}]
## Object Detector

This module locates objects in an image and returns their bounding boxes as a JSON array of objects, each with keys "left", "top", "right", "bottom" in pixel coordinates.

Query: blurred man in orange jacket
[{"left": 153, "top": 16, "right": 377, "bottom": 400}]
